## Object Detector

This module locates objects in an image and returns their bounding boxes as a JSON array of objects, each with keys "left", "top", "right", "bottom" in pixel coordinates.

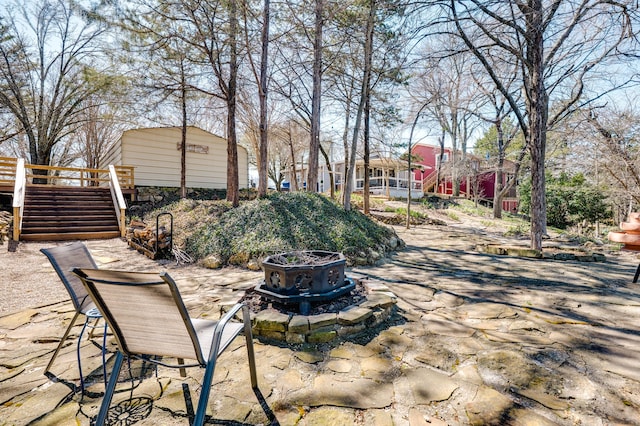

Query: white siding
[
  {"left": 106, "top": 127, "right": 248, "bottom": 189},
  {"left": 101, "top": 141, "right": 122, "bottom": 168}
]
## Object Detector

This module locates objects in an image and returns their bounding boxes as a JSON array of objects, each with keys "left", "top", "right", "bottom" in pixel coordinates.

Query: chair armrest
[
  {"left": 219, "top": 302, "right": 247, "bottom": 324},
  {"left": 207, "top": 303, "right": 251, "bottom": 361}
]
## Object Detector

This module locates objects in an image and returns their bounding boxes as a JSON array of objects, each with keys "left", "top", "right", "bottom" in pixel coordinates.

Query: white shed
[{"left": 102, "top": 126, "right": 249, "bottom": 189}]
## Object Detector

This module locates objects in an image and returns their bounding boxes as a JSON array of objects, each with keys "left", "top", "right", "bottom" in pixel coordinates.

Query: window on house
[{"left": 436, "top": 153, "right": 449, "bottom": 164}]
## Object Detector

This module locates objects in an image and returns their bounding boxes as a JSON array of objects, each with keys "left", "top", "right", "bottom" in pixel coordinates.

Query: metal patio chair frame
[
  {"left": 40, "top": 242, "right": 107, "bottom": 393},
  {"left": 72, "top": 268, "right": 258, "bottom": 426}
]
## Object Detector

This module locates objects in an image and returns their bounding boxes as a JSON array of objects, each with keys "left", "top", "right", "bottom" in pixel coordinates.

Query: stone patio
[{"left": 1, "top": 222, "right": 640, "bottom": 425}]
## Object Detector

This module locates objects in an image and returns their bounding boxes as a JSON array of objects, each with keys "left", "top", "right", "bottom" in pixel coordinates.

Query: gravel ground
[
  {"left": 0, "top": 237, "right": 170, "bottom": 316},
  {"left": 1, "top": 240, "right": 70, "bottom": 316}
]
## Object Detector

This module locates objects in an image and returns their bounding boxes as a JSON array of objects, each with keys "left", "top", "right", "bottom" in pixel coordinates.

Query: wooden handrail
[
  {"left": 2, "top": 157, "right": 134, "bottom": 241},
  {"left": 12, "top": 158, "right": 26, "bottom": 241},
  {"left": 0, "top": 161, "right": 135, "bottom": 189},
  {"left": 422, "top": 172, "right": 439, "bottom": 192},
  {"left": 109, "top": 165, "right": 127, "bottom": 237}
]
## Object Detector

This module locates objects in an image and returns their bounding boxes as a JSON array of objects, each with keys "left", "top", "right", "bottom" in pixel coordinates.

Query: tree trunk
[
  {"left": 526, "top": 0, "right": 548, "bottom": 250},
  {"left": 362, "top": 0, "right": 376, "bottom": 215},
  {"left": 451, "top": 119, "right": 460, "bottom": 197},
  {"left": 363, "top": 76, "right": 371, "bottom": 215},
  {"left": 226, "top": 0, "right": 240, "bottom": 207},
  {"left": 435, "top": 129, "right": 445, "bottom": 194},
  {"left": 257, "top": 0, "right": 270, "bottom": 198},
  {"left": 344, "top": 0, "right": 375, "bottom": 211},
  {"left": 288, "top": 127, "right": 299, "bottom": 191},
  {"left": 341, "top": 93, "right": 352, "bottom": 204},
  {"left": 308, "top": 0, "right": 323, "bottom": 193},
  {"left": 180, "top": 59, "right": 187, "bottom": 199},
  {"left": 319, "top": 144, "right": 335, "bottom": 198},
  {"left": 492, "top": 118, "right": 505, "bottom": 218},
  {"left": 493, "top": 167, "right": 504, "bottom": 218}
]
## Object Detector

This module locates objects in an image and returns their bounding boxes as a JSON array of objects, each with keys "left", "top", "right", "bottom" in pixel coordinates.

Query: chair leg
[
  {"left": 178, "top": 358, "right": 187, "bottom": 378},
  {"left": 193, "top": 307, "right": 258, "bottom": 426},
  {"left": 87, "top": 316, "right": 101, "bottom": 339},
  {"left": 193, "top": 357, "right": 218, "bottom": 426},
  {"left": 45, "top": 311, "right": 81, "bottom": 374},
  {"left": 95, "top": 351, "right": 124, "bottom": 426},
  {"left": 101, "top": 321, "right": 108, "bottom": 388},
  {"left": 77, "top": 317, "right": 92, "bottom": 393},
  {"left": 242, "top": 307, "right": 258, "bottom": 389},
  {"left": 191, "top": 350, "right": 218, "bottom": 426}
]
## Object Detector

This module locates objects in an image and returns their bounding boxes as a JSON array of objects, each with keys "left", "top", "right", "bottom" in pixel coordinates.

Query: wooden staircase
[
  {"left": 422, "top": 172, "right": 439, "bottom": 193},
  {"left": 20, "top": 186, "right": 120, "bottom": 241}
]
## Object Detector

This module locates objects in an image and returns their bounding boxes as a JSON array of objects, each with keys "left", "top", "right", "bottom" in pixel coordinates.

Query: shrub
[
  {"left": 157, "top": 192, "right": 401, "bottom": 265},
  {"left": 519, "top": 172, "right": 611, "bottom": 230}
]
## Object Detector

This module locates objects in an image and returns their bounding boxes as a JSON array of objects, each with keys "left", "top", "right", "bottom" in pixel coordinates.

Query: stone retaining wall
[
  {"left": 225, "top": 282, "right": 398, "bottom": 345},
  {"left": 479, "top": 244, "right": 607, "bottom": 262}
]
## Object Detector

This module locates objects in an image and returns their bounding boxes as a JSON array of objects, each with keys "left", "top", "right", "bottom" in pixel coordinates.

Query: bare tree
[
  {"left": 307, "top": 0, "right": 325, "bottom": 193},
  {"left": 263, "top": 122, "right": 298, "bottom": 191},
  {"left": 414, "top": 48, "right": 478, "bottom": 197},
  {"left": 0, "top": 0, "right": 113, "bottom": 177},
  {"left": 343, "top": 0, "right": 376, "bottom": 211},
  {"left": 117, "top": 0, "right": 244, "bottom": 206},
  {"left": 584, "top": 105, "right": 640, "bottom": 212},
  {"left": 72, "top": 98, "right": 123, "bottom": 181},
  {"left": 264, "top": 2, "right": 331, "bottom": 193},
  {"left": 241, "top": 0, "right": 271, "bottom": 197},
  {"left": 472, "top": 69, "right": 525, "bottom": 219},
  {"left": 428, "top": 0, "right": 639, "bottom": 250},
  {"left": 282, "top": 121, "right": 308, "bottom": 192}
]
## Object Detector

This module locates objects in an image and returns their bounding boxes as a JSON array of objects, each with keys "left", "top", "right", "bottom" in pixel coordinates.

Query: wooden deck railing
[
  {"left": 421, "top": 172, "right": 439, "bottom": 193},
  {"left": 2, "top": 157, "right": 135, "bottom": 240},
  {"left": 22, "top": 163, "right": 134, "bottom": 189},
  {"left": 0, "top": 156, "right": 18, "bottom": 186}
]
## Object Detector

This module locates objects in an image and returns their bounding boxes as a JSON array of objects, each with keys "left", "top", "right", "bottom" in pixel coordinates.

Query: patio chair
[
  {"left": 40, "top": 242, "right": 107, "bottom": 393},
  {"left": 72, "top": 268, "right": 258, "bottom": 426}
]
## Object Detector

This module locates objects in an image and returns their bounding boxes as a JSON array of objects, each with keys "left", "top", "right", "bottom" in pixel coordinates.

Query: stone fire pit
[{"left": 255, "top": 250, "right": 356, "bottom": 315}]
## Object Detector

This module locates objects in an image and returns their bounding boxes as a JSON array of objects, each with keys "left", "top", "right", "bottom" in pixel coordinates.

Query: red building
[{"left": 411, "top": 143, "right": 518, "bottom": 212}]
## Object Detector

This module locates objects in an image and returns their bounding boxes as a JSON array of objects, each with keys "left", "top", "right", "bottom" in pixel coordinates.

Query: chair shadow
[
  {"left": 80, "top": 363, "right": 278, "bottom": 425},
  {"left": 86, "top": 385, "right": 278, "bottom": 426},
  {"left": 44, "top": 371, "right": 104, "bottom": 400},
  {"left": 191, "top": 385, "right": 280, "bottom": 426}
]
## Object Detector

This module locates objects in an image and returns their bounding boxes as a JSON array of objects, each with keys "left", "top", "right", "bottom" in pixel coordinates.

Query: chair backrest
[
  {"left": 72, "top": 268, "right": 206, "bottom": 364},
  {"left": 41, "top": 242, "right": 98, "bottom": 314}
]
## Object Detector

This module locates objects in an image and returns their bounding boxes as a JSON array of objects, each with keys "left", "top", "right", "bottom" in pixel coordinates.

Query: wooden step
[
  {"left": 23, "top": 206, "right": 115, "bottom": 213},
  {"left": 21, "top": 223, "right": 119, "bottom": 232},
  {"left": 22, "top": 219, "right": 119, "bottom": 227},
  {"left": 20, "top": 185, "right": 120, "bottom": 241},
  {"left": 19, "top": 231, "right": 121, "bottom": 241},
  {"left": 26, "top": 196, "right": 113, "bottom": 203}
]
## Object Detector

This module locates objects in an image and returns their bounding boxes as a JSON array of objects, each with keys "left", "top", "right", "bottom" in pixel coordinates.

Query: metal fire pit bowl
[{"left": 255, "top": 250, "right": 356, "bottom": 314}]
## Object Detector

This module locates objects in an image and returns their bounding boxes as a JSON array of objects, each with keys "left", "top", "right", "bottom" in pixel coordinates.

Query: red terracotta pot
[
  {"left": 620, "top": 222, "right": 640, "bottom": 232},
  {"left": 609, "top": 230, "right": 640, "bottom": 245}
]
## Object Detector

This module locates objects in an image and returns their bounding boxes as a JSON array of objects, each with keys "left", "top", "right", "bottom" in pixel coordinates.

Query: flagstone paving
[{"left": 1, "top": 222, "right": 640, "bottom": 425}]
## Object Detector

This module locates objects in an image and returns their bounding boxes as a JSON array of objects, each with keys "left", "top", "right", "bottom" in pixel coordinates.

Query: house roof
[{"left": 121, "top": 125, "right": 226, "bottom": 141}]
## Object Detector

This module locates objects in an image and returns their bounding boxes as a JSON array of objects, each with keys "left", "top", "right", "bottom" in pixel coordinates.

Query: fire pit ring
[{"left": 255, "top": 250, "right": 356, "bottom": 315}]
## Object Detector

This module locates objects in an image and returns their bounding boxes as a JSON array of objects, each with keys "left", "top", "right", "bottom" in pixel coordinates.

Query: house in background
[
  {"left": 412, "top": 143, "right": 518, "bottom": 211},
  {"left": 288, "top": 155, "right": 425, "bottom": 199},
  {"left": 102, "top": 126, "right": 249, "bottom": 196},
  {"left": 283, "top": 142, "right": 517, "bottom": 210}
]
